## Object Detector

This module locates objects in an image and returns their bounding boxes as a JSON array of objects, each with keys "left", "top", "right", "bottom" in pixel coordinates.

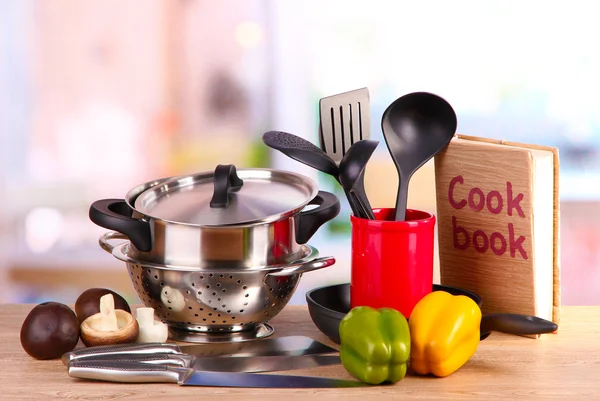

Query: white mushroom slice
[{"left": 136, "top": 307, "right": 169, "bottom": 343}]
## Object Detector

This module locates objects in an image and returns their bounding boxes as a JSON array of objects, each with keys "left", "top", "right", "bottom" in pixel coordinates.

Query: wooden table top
[{"left": 1, "top": 304, "right": 599, "bottom": 400}]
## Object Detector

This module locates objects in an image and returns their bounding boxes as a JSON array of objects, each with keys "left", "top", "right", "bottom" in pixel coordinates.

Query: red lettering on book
[
  {"left": 452, "top": 216, "right": 469, "bottom": 250},
  {"left": 448, "top": 176, "right": 467, "bottom": 209},
  {"left": 490, "top": 231, "right": 507, "bottom": 256},
  {"left": 508, "top": 223, "right": 528, "bottom": 259},
  {"left": 450, "top": 217, "right": 528, "bottom": 260},
  {"left": 486, "top": 190, "right": 503, "bottom": 214},
  {"left": 473, "top": 230, "right": 489, "bottom": 253},
  {"left": 506, "top": 182, "right": 525, "bottom": 218},
  {"left": 468, "top": 188, "right": 485, "bottom": 211}
]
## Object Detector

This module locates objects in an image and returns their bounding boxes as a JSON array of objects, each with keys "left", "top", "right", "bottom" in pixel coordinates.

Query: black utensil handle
[
  {"left": 210, "top": 164, "right": 244, "bottom": 208},
  {"left": 89, "top": 199, "right": 152, "bottom": 252},
  {"left": 480, "top": 313, "right": 558, "bottom": 336},
  {"left": 344, "top": 189, "right": 364, "bottom": 219},
  {"left": 350, "top": 170, "right": 375, "bottom": 220},
  {"left": 394, "top": 179, "right": 410, "bottom": 221},
  {"left": 295, "top": 191, "right": 340, "bottom": 244}
]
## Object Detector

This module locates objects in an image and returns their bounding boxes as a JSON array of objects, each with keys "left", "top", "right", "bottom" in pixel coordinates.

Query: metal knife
[
  {"left": 68, "top": 353, "right": 341, "bottom": 373},
  {"left": 68, "top": 360, "right": 368, "bottom": 388},
  {"left": 62, "top": 336, "right": 338, "bottom": 365}
]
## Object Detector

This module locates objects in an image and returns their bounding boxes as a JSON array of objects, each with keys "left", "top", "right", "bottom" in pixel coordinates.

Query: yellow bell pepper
[{"left": 408, "top": 291, "right": 482, "bottom": 377}]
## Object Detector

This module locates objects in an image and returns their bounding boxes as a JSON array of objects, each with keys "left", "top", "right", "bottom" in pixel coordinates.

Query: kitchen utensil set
[
  {"left": 64, "top": 335, "right": 366, "bottom": 388},
  {"left": 264, "top": 88, "right": 457, "bottom": 221},
  {"left": 68, "top": 360, "right": 366, "bottom": 388},
  {"left": 63, "top": 335, "right": 337, "bottom": 363}
]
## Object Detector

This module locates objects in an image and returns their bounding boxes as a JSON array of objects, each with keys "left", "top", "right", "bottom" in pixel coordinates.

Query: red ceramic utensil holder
[{"left": 350, "top": 208, "right": 436, "bottom": 318}]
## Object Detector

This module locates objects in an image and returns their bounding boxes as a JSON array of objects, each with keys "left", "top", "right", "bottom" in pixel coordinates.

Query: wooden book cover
[{"left": 434, "top": 134, "right": 560, "bottom": 331}]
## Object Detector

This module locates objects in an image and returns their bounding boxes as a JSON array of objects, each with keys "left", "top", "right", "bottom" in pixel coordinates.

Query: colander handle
[
  {"left": 99, "top": 231, "right": 130, "bottom": 254},
  {"left": 267, "top": 256, "right": 335, "bottom": 277}
]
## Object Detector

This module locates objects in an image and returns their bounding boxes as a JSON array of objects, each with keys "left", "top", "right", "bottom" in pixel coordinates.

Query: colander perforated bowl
[{"left": 102, "top": 235, "right": 335, "bottom": 342}]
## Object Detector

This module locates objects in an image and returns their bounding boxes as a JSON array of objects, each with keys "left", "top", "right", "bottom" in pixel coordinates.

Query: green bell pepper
[{"left": 339, "top": 306, "right": 411, "bottom": 385}]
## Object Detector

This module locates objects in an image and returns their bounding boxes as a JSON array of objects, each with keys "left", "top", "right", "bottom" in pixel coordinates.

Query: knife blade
[
  {"left": 68, "top": 360, "right": 368, "bottom": 388},
  {"left": 69, "top": 353, "right": 341, "bottom": 373},
  {"left": 62, "top": 336, "right": 337, "bottom": 365}
]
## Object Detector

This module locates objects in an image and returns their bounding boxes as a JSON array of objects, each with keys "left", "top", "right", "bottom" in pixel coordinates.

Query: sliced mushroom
[{"left": 80, "top": 293, "right": 139, "bottom": 347}]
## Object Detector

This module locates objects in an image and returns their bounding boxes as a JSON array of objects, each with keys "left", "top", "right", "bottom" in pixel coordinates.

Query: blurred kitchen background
[{"left": 1, "top": 0, "right": 598, "bottom": 306}]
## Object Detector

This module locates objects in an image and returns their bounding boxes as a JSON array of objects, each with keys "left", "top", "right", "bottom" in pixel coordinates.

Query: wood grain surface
[
  {"left": 435, "top": 136, "right": 559, "bottom": 324},
  {"left": 1, "top": 304, "right": 599, "bottom": 400}
]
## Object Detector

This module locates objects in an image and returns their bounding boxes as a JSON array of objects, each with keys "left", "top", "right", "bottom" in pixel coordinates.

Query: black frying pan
[{"left": 305, "top": 283, "right": 557, "bottom": 344}]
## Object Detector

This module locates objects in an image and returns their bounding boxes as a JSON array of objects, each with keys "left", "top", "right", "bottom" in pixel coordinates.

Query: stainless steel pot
[
  {"left": 100, "top": 232, "right": 335, "bottom": 341},
  {"left": 89, "top": 165, "right": 340, "bottom": 267}
]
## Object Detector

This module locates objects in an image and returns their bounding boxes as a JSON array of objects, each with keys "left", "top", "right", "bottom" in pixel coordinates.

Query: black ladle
[
  {"left": 262, "top": 131, "right": 368, "bottom": 218},
  {"left": 381, "top": 92, "right": 457, "bottom": 221},
  {"left": 338, "top": 140, "right": 379, "bottom": 220}
]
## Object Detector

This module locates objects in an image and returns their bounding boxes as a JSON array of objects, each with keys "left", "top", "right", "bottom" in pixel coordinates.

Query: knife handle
[
  {"left": 68, "top": 360, "right": 188, "bottom": 384},
  {"left": 62, "top": 343, "right": 182, "bottom": 365},
  {"left": 68, "top": 353, "right": 193, "bottom": 367}
]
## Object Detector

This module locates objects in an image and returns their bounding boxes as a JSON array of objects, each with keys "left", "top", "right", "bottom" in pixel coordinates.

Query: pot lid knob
[{"left": 209, "top": 164, "right": 244, "bottom": 208}]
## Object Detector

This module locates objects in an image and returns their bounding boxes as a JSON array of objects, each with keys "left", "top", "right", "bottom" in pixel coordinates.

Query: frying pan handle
[
  {"left": 210, "top": 164, "right": 244, "bottom": 208},
  {"left": 295, "top": 191, "right": 340, "bottom": 244},
  {"left": 89, "top": 199, "right": 152, "bottom": 252},
  {"left": 267, "top": 256, "right": 336, "bottom": 277},
  {"left": 480, "top": 313, "right": 558, "bottom": 337}
]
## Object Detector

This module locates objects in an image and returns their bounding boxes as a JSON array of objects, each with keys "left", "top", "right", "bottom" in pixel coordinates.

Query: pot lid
[{"left": 132, "top": 165, "right": 318, "bottom": 226}]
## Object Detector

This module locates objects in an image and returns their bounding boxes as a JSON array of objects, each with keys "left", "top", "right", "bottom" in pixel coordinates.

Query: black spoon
[
  {"left": 381, "top": 92, "right": 457, "bottom": 221},
  {"left": 338, "top": 140, "right": 379, "bottom": 220},
  {"left": 262, "top": 131, "right": 366, "bottom": 218}
]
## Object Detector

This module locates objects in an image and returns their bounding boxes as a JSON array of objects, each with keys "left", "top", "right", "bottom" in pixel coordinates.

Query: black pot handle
[
  {"left": 295, "top": 191, "right": 340, "bottom": 244},
  {"left": 480, "top": 313, "right": 558, "bottom": 339},
  {"left": 89, "top": 199, "right": 152, "bottom": 252},
  {"left": 210, "top": 164, "right": 244, "bottom": 208}
]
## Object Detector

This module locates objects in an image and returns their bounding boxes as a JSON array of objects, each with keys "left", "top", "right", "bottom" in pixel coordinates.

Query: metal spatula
[{"left": 319, "top": 88, "right": 374, "bottom": 219}]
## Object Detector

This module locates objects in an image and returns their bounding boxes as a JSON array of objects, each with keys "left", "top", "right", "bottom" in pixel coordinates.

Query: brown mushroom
[
  {"left": 75, "top": 288, "right": 131, "bottom": 325},
  {"left": 20, "top": 302, "right": 80, "bottom": 360},
  {"left": 80, "top": 293, "right": 138, "bottom": 347}
]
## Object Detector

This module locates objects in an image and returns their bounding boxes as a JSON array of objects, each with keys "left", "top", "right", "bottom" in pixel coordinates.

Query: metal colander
[{"left": 107, "top": 240, "right": 334, "bottom": 338}]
